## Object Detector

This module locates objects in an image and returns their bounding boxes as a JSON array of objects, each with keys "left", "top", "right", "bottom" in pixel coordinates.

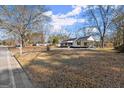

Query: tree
[
  {"left": 48, "top": 34, "right": 70, "bottom": 45},
  {"left": 49, "top": 35, "right": 60, "bottom": 45},
  {"left": 78, "top": 26, "right": 98, "bottom": 37},
  {"left": 112, "top": 7, "right": 124, "bottom": 50},
  {"left": 0, "top": 5, "right": 50, "bottom": 47},
  {"left": 87, "top": 5, "right": 117, "bottom": 48},
  {"left": 52, "top": 37, "right": 59, "bottom": 45},
  {"left": 30, "top": 32, "right": 45, "bottom": 44}
]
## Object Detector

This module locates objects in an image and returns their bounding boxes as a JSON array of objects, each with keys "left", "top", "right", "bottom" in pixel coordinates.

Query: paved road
[{"left": 0, "top": 46, "right": 33, "bottom": 88}]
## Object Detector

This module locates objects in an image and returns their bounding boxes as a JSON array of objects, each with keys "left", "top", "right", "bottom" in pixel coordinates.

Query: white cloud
[
  {"left": 52, "top": 18, "right": 85, "bottom": 26},
  {"left": 59, "top": 5, "right": 89, "bottom": 18},
  {"left": 43, "top": 11, "right": 52, "bottom": 16},
  {"left": 43, "top": 6, "right": 87, "bottom": 32},
  {"left": 59, "top": 6, "right": 82, "bottom": 18},
  {"left": 51, "top": 17, "right": 85, "bottom": 32}
]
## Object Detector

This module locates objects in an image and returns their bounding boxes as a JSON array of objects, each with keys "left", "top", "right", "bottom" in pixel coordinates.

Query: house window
[
  {"left": 77, "top": 40, "right": 81, "bottom": 45},
  {"left": 68, "top": 43, "right": 72, "bottom": 46},
  {"left": 84, "top": 42, "right": 88, "bottom": 46}
]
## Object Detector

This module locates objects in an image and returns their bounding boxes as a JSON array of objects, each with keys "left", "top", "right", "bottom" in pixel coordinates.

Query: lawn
[{"left": 10, "top": 47, "right": 124, "bottom": 88}]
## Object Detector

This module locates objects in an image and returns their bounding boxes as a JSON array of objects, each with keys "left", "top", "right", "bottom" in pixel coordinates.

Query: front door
[{"left": 84, "top": 42, "right": 88, "bottom": 46}]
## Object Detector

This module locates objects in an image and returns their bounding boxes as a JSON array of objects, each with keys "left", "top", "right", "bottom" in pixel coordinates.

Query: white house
[{"left": 60, "top": 35, "right": 95, "bottom": 48}]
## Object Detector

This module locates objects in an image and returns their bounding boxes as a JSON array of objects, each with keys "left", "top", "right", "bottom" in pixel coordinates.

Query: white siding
[
  {"left": 73, "top": 40, "right": 77, "bottom": 46},
  {"left": 87, "top": 36, "right": 94, "bottom": 41}
]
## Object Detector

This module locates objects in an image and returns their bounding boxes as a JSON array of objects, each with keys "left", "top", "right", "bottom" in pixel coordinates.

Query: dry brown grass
[{"left": 9, "top": 47, "right": 124, "bottom": 88}]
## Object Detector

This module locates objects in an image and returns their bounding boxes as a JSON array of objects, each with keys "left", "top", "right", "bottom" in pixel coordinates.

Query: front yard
[{"left": 10, "top": 47, "right": 124, "bottom": 87}]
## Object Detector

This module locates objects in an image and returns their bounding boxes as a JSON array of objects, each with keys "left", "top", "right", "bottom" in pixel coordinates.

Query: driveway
[{"left": 0, "top": 46, "right": 33, "bottom": 88}]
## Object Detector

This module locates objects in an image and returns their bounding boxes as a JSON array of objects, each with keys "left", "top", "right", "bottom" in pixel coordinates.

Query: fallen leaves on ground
[{"left": 10, "top": 47, "right": 124, "bottom": 87}]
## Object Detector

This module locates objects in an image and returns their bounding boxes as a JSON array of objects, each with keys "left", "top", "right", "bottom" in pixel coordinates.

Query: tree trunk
[
  {"left": 100, "top": 36, "right": 104, "bottom": 48},
  {"left": 46, "top": 45, "right": 50, "bottom": 51},
  {"left": 21, "top": 35, "right": 25, "bottom": 47},
  {"left": 21, "top": 39, "right": 24, "bottom": 47},
  {"left": 19, "top": 35, "right": 25, "bottom": 55}
]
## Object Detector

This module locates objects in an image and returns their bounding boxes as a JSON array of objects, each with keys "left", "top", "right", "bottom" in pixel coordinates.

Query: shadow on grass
[{"left": 23, "top": 51, "right": 124, "bottom": 88}]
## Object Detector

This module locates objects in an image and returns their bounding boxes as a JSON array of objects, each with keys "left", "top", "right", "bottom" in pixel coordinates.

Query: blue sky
[
  {"left": 44, "top": 5, "right": 89, "bottom": 37},
  {"left": 44, "top": 5, "right": 117, "bottom": 40},
  {"left": 0, "top": 5, "right": 86, "bottom": 40},
  {"left": 47, "top": 5, "right": 73, "bottom": 14},
  {"left": 0, "top": 5, "right": 118, "bottom": 40},
  {"left": 0, "top": 5, "right": 99, "bottom": 40}
]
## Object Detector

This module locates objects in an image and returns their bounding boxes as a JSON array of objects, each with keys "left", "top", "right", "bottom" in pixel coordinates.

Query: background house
[
  {"left": 30, "top": 32, "right": 44, "bottom": 44},
  {"left": 60, "top": 35, "right": 95, "bottom": 48}
]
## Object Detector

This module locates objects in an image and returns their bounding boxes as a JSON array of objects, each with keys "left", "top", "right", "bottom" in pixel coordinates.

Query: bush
[
  {"left": 52, "top": 37, "right": 59, "bottom": 45},
  {"left": 115, "top": 44, "right": 124, "bottom": 52}
]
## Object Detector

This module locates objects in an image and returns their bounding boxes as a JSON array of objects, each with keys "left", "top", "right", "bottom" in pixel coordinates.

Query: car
[
  {"left": 32, "top": 43, "right": 40, "bottom": 46},
  {"left": 15, "top": 45, "right": 21, "bottom": 47},
  {"left": 32, "top": 43, "right": 37, "bottom": 46}
]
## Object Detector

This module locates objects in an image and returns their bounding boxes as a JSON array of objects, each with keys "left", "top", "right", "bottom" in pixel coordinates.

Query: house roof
[
  {"left": 61, "top": 38, "right": 77, "bottom": 43},
  {"left": 65, "top": 38, "right": 77, "bottom": 41},
  {"left": 61, "top": 35, "right": 94, "bottom": 44},
  {"left": 77, "top": 35, "right": 91, "bottom": 40}
]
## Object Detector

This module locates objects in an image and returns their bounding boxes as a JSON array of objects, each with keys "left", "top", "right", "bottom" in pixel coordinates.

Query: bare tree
[
  {"left": 112, "top": 7, "right": 124, "bottom": 48},
  {"left": 0, "top": 5, "right": 50, "bottom": 47},
  {"left": 87, "top": 5, "right": 118, "bottom": 48}
]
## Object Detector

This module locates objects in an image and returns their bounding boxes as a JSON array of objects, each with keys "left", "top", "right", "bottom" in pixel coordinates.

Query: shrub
[{"left": 115, "top": 44, "right": 124, "bottom": 52}]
